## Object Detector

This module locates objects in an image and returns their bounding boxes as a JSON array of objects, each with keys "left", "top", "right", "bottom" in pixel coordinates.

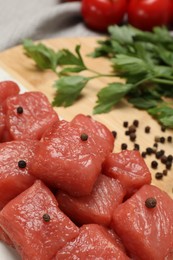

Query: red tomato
[
  {"left": 128, "top": 0, "right": 171, "bottom": 31},
  {"left": 81, "top": 0, "right": 127, "bottom": 32},
  {"left": 171, "top": 1, "right": 173, "bottom": 25}
]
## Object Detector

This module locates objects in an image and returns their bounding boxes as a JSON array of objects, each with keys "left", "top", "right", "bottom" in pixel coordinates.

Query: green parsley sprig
[{"left": 23, "top": 25, "right": 173, "bottom": 128}]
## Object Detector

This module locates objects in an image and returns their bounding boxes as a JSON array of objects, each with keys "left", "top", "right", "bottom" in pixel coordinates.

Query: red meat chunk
[
  {"left": 0, "top": 140, "right": 38, "bottom": 209},
  {"left": 54, "top": 224, "right": 130, "bottom": 259},
  {"left": 0, "top": 106, "right": 5, "bottom": 141},
  {"left": 103, "top": 150, "right": 151, "bottom": 197},
  {"left": 0, "top": 81, "right": 20, "bottom": 141},
  {"left": 0, "top": 180, "right": 79, "bottom": 260},
  {"left": 111, "top": 184, "right": 173, "bottom": 260},
  {"left": 56, "top": 174, "right": 125, "bottom": 226},
  {"left": 71, "top": 114, "right": 115, "bottom": 158},
  {"left": 3, "top": 91, "right": 59, "bottom": 141},
  {"left": 29, "top": 119, "right": 107, "bottom": 196},
  {"left": 0, "top": 226, "right": 13, "bottom": 247},
  {"left": 0, "top": 81, "right": 20, "bottom": 103}
]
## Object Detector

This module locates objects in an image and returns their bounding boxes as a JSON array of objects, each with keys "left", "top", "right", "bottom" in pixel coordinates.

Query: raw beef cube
[
  {"left": 0, "top": 106, "right": 5, "bottom": 141},
  {"left": 0, "top": 81, "right": 20, "bottom": 141},
  {"left": 107, "top": 228, "right": 127, "bottom": 254},
  {"left": 71, "top": 114, "right": 115, "bottom": 157},
  {"left": 0, "top": 226, "right": 13, "bottom": 247},
  {"left": 0, "top": 140, "right": 38, "bottom": 209},
  {"left": 0, "top": 180, "right": 79, "bottom": 260},
  {"left": 103, "top": 150, "right": 151, "bottom": 197},
  {"left": 54, "top": 224, "right": 130, "bottom": 259},
  {"left": 112, "top": 184, "right": 173, "bottom": 260},
  {"left": 0, "top": 81, "right": 20, "bottom": 103},
  {"left": 56, "top": 174, "right": 125, "bottom": 226},
  {"left": 4, "top": 91, "right": 59, "bottom": 140},
  {"left": 29, "top": 119, "right": 105, "bottom": 196}
]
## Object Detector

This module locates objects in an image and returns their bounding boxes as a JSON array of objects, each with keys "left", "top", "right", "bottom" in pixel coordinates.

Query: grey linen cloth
[{"left": 0, "top": 0, "right": 100, "bottom": 51}]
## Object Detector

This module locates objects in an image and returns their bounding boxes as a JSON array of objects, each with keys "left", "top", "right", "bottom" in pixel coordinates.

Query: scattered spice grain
[
  {"left": 155, "top": 172, "right": 163, "bottom": 180},
  {"left": 133, "top": 119, "right": 139, "bottom": 127},
  {"left": 155, "top": 136, "right": 161, "bottom": 142},
  {"left": 166, "top": 161, "right": 172, "bottom": 170},
  {"left": 145, "top": 197, "right": 157, "bottom": 208},
  {"left": 129, "top": 125, "right": 136, "bottom": 133},
  {"left": 130, "top": 133, "right": 136, "bottom": 141},
  {"left": 43, "top": 213, "right": 50, "bottom": 222},
  {"left": 125, "top": 130, "right": 130, "bottom": 136},
  {"left": 134, "top": 143, "right": 140, "bottom": 150},
  {"left": 167, "top": 136, "right": 172, "bottom": 143},
  {"left": 112, "top": 131, "right": 117, "bottom": 138},
  {"left": 80, "top": 133, "right": 88, "bottom": 141},
  {"left": 163, "top": 169, "right": 168, "bottom": 176},
  {"left": 161, "top": 126, "right": 166, "bottom": 132},
  {"left": 141, "top": 151, "right": 147, "bottom": 158},
  {"left": 17, "top": 106, "right": 23, "bottom": 114},
  {"left": 18, "top": 160, "right": 27, "bottom": 169},
  {"left": 145, "top": 126, "right": 151, "bottom": 133},
  {"left": 123, "top": 121, "right": 128, "bottom": 128},
  {"left": 151, "top": 160, "right": 158, "bottom": 169},
  {"left": 160, "top": 137, "right": 165, "bottom": 144},
  {"left": 146, "top": 147, "right": 153, "bottom": 155},
  {"left": 121, "top": 143, "right": 128, "bottom": 150},
  {"left": 161, "top": 155, "right": 167, "bottom": 164}
]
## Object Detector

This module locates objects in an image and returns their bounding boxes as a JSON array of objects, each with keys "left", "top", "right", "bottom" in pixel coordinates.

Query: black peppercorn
[
  {"left": 167, "top": 155, "right": 173, "bottom": 162},
  {"left": 155, "top": 136, "right": 161, "bottom": 143},
  {"left": 133, "top": 119, "right": 139, "bottom": 127},
  {"left": 134, "top": 143, "right": 140, "bottom": 150},
  {"left": 161, "top": 155, "right": 167, "bottom": 164},
  {"left": 121, "top": 143, "right": 127, "bottom": 150},
  {"left": 141, "top": 151, "right": 147, "bottom": 158},
  {"left": 112, "top": 131, "right": 117, "bottom": 138},
  {"left": 163, "top": 169, "right": 168, "bottom": 176},
  {"left": 18, "top": 160, "right": 27, "bottom": 168},
  {"left": 130, "top": 133, "right": 136, "bottom": 142},
  {"left": 155, "top": 172, "right": 163, "bottom": 180},
  {"left": 153, "top": 143, "right": 158, "bottom": 148},
  {"left": 161, "top": 125, "right": 166, "bottom": 132},
  {"left": 129, "top": 125, "right": 136, "bottom": 133},
  {"left": 17, "top": 106, "right": 23, "bottom": 114},
  {"left": 151, "top": 160, "right": 158, "bottom": 169},
  {"left": 160, "top": 137, "right": 165, "bottom": 144},
  {"left": 80, "top": 133, "right": 88, "bottom": 141},
  {"left": 167, "top": 136, "right": 172, "bottom": 143},
  {"left": 125, "top": 130, "right": 130, "bottom": 136},
  {"left": 145, "top": 126, "right": 150, "bottom": 133},
  {"left": 123, "top": 121, "right": 128, "bottom": 128},
  {"left": 146, "top": 147, "right": 153, "bottom": 155},
  {"left": 166, "top": 161, "right": 172, "bottom": 170},
  {"left": 43, "top": 213, "right": 50, "bottom": 222},
  {"left": 145, "top": 197, "right": 157, "bottom": 208},
  {"left": 155, "top": 150, "right": 164, "bottom": 159}
]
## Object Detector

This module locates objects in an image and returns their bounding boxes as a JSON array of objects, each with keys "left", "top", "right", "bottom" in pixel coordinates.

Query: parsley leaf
[
  {"left": 93, "top": 83, "right": 134, "bottom": 114},
  {"left": 23, "top": 39, "right": 58, "bottom": 72},
  {"left": 148, "top": 105, "right": 173, "bottom": 128},
  {"left": 23, "top": 25, "right": 173, "bottom": 128},
  {"left": 52, "top": 76, "right": 89, "bottom": 107}
]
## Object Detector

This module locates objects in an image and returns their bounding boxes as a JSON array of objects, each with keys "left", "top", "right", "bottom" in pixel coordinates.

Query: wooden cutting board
[{"left": 0, "top": 37, "right": 173, "bottom": 198}]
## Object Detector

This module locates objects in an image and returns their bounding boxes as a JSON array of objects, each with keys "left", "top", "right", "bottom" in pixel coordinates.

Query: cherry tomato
[
  {"left": 171, "top": 1, "right": 173, "bottom": 25},
  {"left": 81, "top": 0, "right": 127, "bottom": 32},
  {"left": 128, "top": 0, "right": 171, "bottom": 31},
  {"left": 62, "top": 0, "right": 81, "bottom": 2}
]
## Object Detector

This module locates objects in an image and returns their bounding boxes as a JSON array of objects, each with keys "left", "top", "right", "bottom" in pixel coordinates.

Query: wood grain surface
[{"left": 0, "top": 37, "right": 173, "bottom": 198}]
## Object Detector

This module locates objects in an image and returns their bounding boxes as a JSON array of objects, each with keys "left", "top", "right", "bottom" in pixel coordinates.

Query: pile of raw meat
[{"left": 0, "top": 81, "right": 173, "bottom": 260}]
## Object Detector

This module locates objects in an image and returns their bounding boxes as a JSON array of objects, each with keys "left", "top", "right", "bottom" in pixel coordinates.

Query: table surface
[{"left": 0, "top": 36, "right": 172, "bottom": 198}]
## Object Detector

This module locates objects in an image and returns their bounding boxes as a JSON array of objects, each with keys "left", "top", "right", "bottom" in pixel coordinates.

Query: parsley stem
[
  {"left": 88, "top": 68, "right": 115, "bottom": 78},
  {"left": 152, "top": 78, "right": 173, "bottom": 85}
]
